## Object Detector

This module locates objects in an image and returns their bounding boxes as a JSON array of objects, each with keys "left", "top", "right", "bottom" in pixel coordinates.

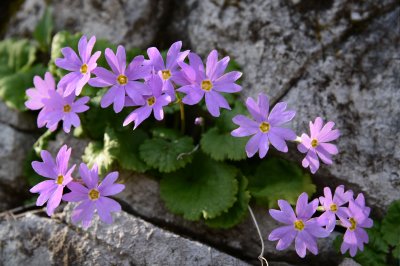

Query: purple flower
[
  {"left": 55, "top": 35, "right": 101, "bottom": 96},
  {"left": 123, "top": 74, "right": 172, "bottom": 129},
  {"left": 268, "top": 193, "right": 330, "bottom": 258},
  {"left": 146, "top": 41, "right": 189, "bottom": 101},
  {"left": 176, "top": 51, "right": 242, "bottom": 117},
  {"left": 339, "top": 193, "right": 373, "bottom": 257},
  {"left": 318, "top": 186, "right": 354, "bottom": 232},
  {"left": 30, "top": 145, "right": 76, "bottom": 216},
  {"left": 89, "top": 45, "right": 151, "bottom": 113},
  {"left": 40, "top": 89, "right": 90, "bottom": 133},
  {"left": 231, "top": 93, "right": 296, "bottom": 158},
  {"left": 25, "top": 72, "right": 55, "bottom": 110},
  {"left": 63, "top": 163, "right": 124, "bottom": 229},
  {"left": 297, "top": 117, "right": 340, "bottom": 174}
]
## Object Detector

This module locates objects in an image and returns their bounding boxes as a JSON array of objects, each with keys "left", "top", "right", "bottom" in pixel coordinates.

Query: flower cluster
[
  {"left": 29, "top": 145, "right": 125, "bottom": 228},
  {"left": 231, "top": 93, "right": 340, "bottom": 173},
  {"left": 268, "top": 186, "right": 373, "bottom": 258},
  {"left": 25, "top": 36, "right": 242, "bottom": 133}
]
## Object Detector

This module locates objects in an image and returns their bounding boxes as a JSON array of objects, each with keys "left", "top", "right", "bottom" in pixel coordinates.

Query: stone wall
[{"left": 1, "top": 0, "right": 399, "bottom": 265}]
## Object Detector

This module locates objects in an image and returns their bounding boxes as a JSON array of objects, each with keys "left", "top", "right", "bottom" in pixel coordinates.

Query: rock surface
[
  {"left": 0, "top": 121, "right": 36, "bottom": 211},
  {"left": 0, "top": 208, "right": 250, "bottom": 266},
  {"left": 0, "top": 101, "right": 37, "bottom": 131},
  {"left": 6, "top": 0, "right": 166, "bottom": 49},
  {"left": 175, "top": 0, "right": 400, "bottom": 211}
]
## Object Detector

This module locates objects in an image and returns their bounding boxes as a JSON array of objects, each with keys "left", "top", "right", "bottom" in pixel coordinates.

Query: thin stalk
[
  {"left": 179, "top": 101, "right": 185, "bottom": 134},
  {"left": 248, "top": 205, "right": 269, "bottom": 266}
]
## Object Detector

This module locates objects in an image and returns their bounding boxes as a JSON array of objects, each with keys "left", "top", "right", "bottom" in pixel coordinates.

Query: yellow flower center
[
  {"left": 80, "top": 64, "right": 88, "bottom": 74},
  {"left": 147, "top": 96, "right": 156, "bottom": 106},
  {"left": 311, "top": 139, "right": 318, "bottom": 148},
  {"left": 294, "top": 220, "right": 305, "bottom": 231},
  {"left": 201, "top": 79, "right": 213, "bottom": 91},
  {"left": 259, "top": 122, "right": 270, "bottom": 133},
  {"left": 330, "top": 204, "right": 338, "bottom": 212},
  {"left": 349, "top": 217, "right": 357, "bottom": 231},
  {"left": 63, "top": 104, "right": 72, "bottom": 113},
  {"left": 56, "top": 175, "right": 64, "bottom": 185},
  {"left": 88, "top": 189, "right": 100, "bottom": 201},
  {"left": 161, "top": 69, "right": 172, "bottom": 80},
  {"left": 117, "top": 74, "right": 128, "bottom": 85}
]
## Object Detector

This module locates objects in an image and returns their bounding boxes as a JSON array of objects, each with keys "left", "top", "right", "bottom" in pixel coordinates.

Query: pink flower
[
  {"left": 55, "top": 35, "right": 101, "bottom": 96},
  {"left": 30, "top": 145, "right": 76, "bottom": 216},
  {"left": 63, "top": 163, "right": 124, "bottom": 229},
  {"left": 297, "top": 117, "right": 340, "bottom": 174}
]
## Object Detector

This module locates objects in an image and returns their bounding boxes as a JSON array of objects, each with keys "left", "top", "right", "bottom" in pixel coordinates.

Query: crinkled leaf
[
  {"left": 139, "top": 135, "right": 194, "bottom": 173},
  {"left": 366, "top": 222, "right": 389, "bottom": 254},
  {"left": 160, "top": 153, "right": 238, "bottom": 220},
  {"left": 200, "top": 103, "right": 247, "bottom": 161},
  {"left": 151, "top": 127, "right": 182, "bottom": 140},
  {"left": 206, "top": 175, "right": 250, "bottom": 228},
  {"left": 82, "top": 128, "right": 119, "bottom": 174},
  {"left": 381, "top": 200, "right": 400, "bottom": 248},
  {"left": 248, "top": 157, "right": 316, "bottom": 208},
  {"left": 201, "top": 127, "right": 247, "bottom": 161},
  {"left": 0, "top": 65, "right": 46, "bottom": 110},
  {"left": 114, "top": 129, "right": 149, "bottom": 173},
  {"left": 33, "top": 7, "right": 53, "bottom": 52},
  {"left": 353, "top": 245, "right": 388, "bottom": 266},
  {"left": 0, "top": 39, "right": 36, "bottom": 74}
]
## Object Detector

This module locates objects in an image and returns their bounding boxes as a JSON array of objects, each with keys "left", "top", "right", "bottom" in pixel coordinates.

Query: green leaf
[
  {"left": 139, "top": 135, "right": 194, "bottom": 173},
  {"left": 381, "top": 200, "right": 400, "bottom": 248},
  {"left": 114, "top": 129, "right": 150, "bottom": 173},
  {"left": 0, "top": 39, "right": 36, "bottom": 74},
  {"left": 160, "top": 153, "right": 238, "bottom": 220},
  {"left": 365, "top": 222, "right": 389, "bottom": 254},
  {"left": 82, "top": 128, "right": 119, "bottom": 174},
  {"left": 200, "top": 103, "right": 247, "bottom": 161},
  {"left": 205, "top": 175, "right": 250, "bottom": 228},
  {"left": 33, "top": 7, "right": 53, "bottom": 52},
  {"left": 353, "top": 245, "right": 387, "bottom": 266},
  {"left": 201, "top": 127, "right": 247, "bottom": 161},
  {"left": 247, "top": 157, "right": 316, "bottom": 208},
  {"left": 0, "top": 64, "right": 46, "bottom": 110},
  {"left": 33, "top": 129, "right": 57, "bottom": 156}
]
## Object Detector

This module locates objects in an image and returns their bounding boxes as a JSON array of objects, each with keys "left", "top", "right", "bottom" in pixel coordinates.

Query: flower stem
[
  {"left": 179, "top": 101, "right": 185, "bottom": 134},
  {"left": 248, "top": 205, "right": 269, "bottom": 266}
]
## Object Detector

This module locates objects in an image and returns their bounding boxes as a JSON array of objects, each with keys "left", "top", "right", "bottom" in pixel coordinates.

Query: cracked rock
[
  {"left": 6, "top": 0, "right": 165, "bottom": 49},
  {"left": 0, "top": 209, "right": 250, "bottom": 266}
]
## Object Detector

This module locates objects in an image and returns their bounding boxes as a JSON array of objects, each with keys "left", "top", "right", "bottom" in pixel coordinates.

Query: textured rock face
[
  {"left": 177, "top": 0, "right": 400, "bottom": 211},
  {"left": 6, "top": 0, "right": 165, "bottom": 48},
  {"left": 0, "top": 122, "right": 36, "bottom": 210},
  {"left": 0, "top": 209, "right": 249, "bottom": 266},
  {"left": 0, "top": 101, "right": 37, "bottom": 131}
]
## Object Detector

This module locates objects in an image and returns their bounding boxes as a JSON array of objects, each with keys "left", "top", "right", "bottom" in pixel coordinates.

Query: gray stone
[
  {"left": 282, "top": 7, "right": 400, "bottom": 212},
  {"left": 177, "top": 0, "right": 400, "bottom": 211},
  {"left": 0, "top": 122, "right": 36, "bottom": 211},
  {"left": 0, "top": 208, "right": 250, "bottom": 266},
  {"left": 47, "top": 131, "right": 90, "bottom": 169},
  {"left": 0, "top": 101, "right": 37, "bottom": 131},
  {"left": 118, "top": 172, "right": 341, "bottom": 265},
  {"left": 6, "top": 0, "right": 166, "bottom": 49},
  {"left": 339, "top": 258, "right": 362, "bottom": 266}
]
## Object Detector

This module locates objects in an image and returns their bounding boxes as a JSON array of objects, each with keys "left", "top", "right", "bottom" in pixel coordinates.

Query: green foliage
[
  {"left": 139, "top": 132, "right": 194, "bottom": 173},
  {"left": 381, "top": 200, "right": 400, "bottom": 249},
  {"left": 113, "top": 129, "right": 149, "bottom": 173},
  {"left": 33, "top": 129, "right": 57, "bottom": 156},
  {"left": 160, "top": 153, "right": 238, "bottom": 220},
  {"left": 247, "top": 157, "right": 315, "bottom": 208},
  {"left": 33, "top": 7, "right": 53, "bottom": 52},
  {"left": 205, "top": 175, "right": 250, "bottom": 228},
  {"left": 200, "top": 103, "right": 247, "bottom": 161},
  {"left": 0, "top": 39, "right": 43, "bottom": 110},
  {"left": 82, "top": 128, "right": 119, "bottom": 175}
]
